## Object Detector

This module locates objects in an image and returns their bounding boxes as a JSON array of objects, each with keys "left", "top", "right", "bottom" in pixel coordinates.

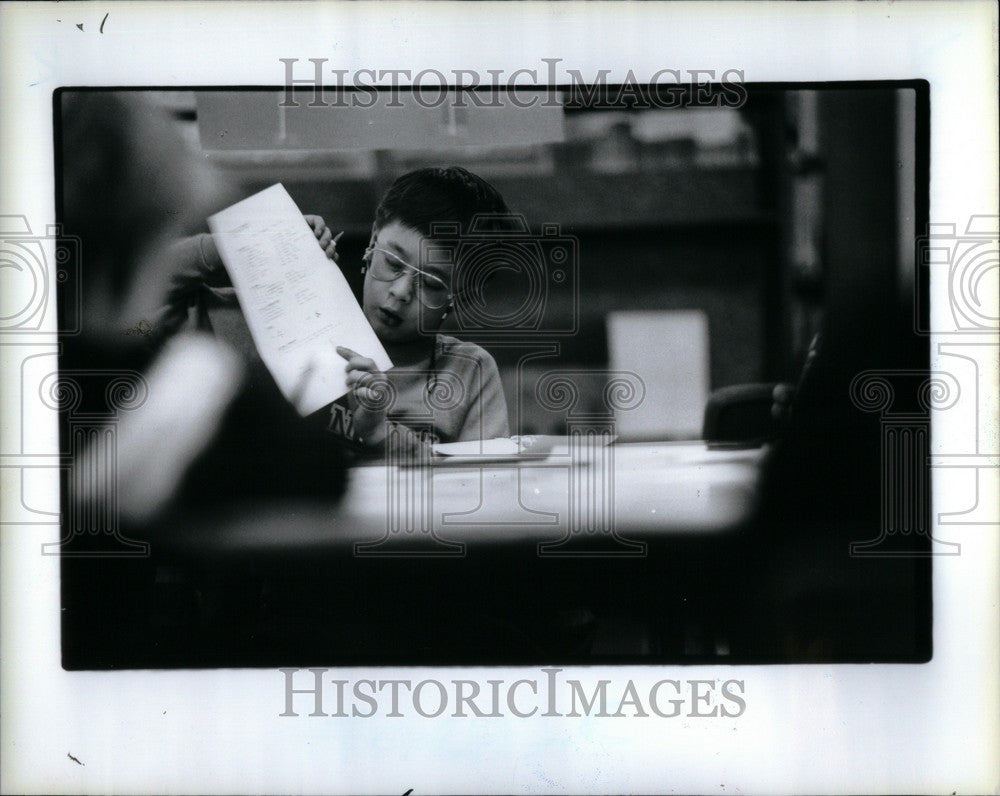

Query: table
[
  {"left": 160, "top": 441, "right": 767, "bottom": 558},
  {"left": 79, "top": 441, "right": 768, "bottom": 666}
]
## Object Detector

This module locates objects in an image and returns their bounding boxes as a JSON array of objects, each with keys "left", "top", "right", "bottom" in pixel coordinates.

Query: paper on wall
[{"left": 208, "top": 183, "right": 392, "bottom": 415}]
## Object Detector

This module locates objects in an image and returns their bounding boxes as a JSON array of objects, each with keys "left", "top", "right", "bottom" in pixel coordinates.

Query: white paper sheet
[
  {"left": 430, "top": 435, "right": 616, "bottom": 459},
  {"left": 431, "top": 437, "right": 521, "bottom": 456},
  {"left": 208, "top": 184, "right": 392, "bottom": 415}
]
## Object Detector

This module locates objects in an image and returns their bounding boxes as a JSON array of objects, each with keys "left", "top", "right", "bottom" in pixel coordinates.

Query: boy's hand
[
  {"left": 303, "top": 214, "right": 342, "bottom": 262},
  {"left": 336, "top": 346, "right": 390, "bottom": 443}
]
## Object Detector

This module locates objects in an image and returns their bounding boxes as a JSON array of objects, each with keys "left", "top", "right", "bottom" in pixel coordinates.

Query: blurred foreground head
[
  {"left": 60, "top": 91, "right": 227, "bottom": 336},
  {"left": 59, "top": 92, "right": 347, "bottom": 529}
]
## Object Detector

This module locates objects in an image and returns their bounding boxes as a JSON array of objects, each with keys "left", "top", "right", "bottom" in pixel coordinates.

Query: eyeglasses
[{"left": 367, "top": 246, "right": 452, "bottom": 309}]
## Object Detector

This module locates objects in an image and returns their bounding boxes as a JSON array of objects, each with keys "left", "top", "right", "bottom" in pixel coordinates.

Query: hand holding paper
[{"left": 208, "top": 184, "right": 392, "bottom": 415}]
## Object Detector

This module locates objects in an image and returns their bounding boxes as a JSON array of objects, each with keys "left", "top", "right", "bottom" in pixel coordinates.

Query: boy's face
[{"left": 362, "top": 221, "right": 452, "bottom": 345}]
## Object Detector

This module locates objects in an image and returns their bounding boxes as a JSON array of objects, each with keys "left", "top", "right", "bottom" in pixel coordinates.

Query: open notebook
[{"left": 431, "top": 435, "right": 616, "bottom": 462}]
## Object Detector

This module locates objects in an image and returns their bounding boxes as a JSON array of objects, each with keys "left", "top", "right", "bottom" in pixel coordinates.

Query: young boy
[
  {"left": 163, "top": 166, "right": 511, "bottom": 454},
  {"left": 327, "top": 167, "right": 511, "bottom": 452}
]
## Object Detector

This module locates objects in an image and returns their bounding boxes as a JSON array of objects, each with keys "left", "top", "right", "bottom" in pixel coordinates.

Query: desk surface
[{"left": 157, "top": 441, "right": 766, "bottom": 558}]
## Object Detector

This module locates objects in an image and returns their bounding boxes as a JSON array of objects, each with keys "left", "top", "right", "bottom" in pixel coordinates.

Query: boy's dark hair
[{"left": 374, "top": 166, "right": 511, "bottom": 237}]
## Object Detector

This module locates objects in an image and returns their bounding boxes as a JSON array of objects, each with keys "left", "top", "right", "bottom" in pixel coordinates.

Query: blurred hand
[
  {"left": 771, "top": 382, "right": 795, "bottom": 422},
  {"left": 303, "top": 214, "right": 341, "bottom": 262}
]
